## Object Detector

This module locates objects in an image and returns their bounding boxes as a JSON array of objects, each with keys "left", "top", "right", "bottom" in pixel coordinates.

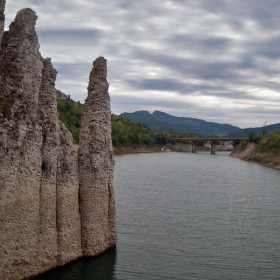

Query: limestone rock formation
[
  {"left": 0, "top": 8, "right": 116, "bottom": 280},
  {"left": 0, "top": 9, "right": 46, "bottom": 279},
  {"left": 79, "top": 57, "right": 117, "bottom": 256}
]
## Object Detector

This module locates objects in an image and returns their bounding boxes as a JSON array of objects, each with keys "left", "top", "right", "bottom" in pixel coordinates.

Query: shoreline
[
  {"left": 113, "top": 145, "right": 213, "bottom": 155},
  {"left": 230, "top": 143, "right": 280, "bottom": 171},
  {"left": 77, "top": 143, "right": 280, "bottom": 171}
]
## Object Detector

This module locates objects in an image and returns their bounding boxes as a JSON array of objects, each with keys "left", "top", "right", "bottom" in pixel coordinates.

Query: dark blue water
[{"left": 33, "top": 152, "right": 280, "bottom": 280}]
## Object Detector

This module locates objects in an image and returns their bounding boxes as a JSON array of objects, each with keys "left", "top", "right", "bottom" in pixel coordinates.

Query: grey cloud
[
  {"left": 38, "top": 29, "right": 103, "bottom": 45},
  {"left": 197, "top": 0, "right": 280, "bottom": 30},
  {"left": 53, "top": 62, "right": 92, "bottom": 77},
  {"left": 27, "top": 0, "right": 78, "bottom": 11},
  {"left": 130, "top": 49, "right": 237, "bottom": 80},
  {"left": 125, "top": 77, "right": 274, "bottom": 102},
  {"left": 127, "top": 78, "right": 185, "bottom": 92},
  {"left": 168, "top": 35, "right": 233, "bottom": 54},
  {"left": 5, "top": 0, "right": 280, "bottom": 127},
  {"left": 250, "top": 36, "right": 280, "bottom": 59}
]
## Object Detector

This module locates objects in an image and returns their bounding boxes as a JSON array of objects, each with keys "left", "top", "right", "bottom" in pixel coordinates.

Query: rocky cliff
[{"left": 0, "top": 8, "right": 116, "bottom": 280}]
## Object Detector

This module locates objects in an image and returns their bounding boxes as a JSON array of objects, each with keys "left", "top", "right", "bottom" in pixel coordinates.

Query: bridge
[{"left": 173, "top": 138, "right": 247, "bottom": 154}]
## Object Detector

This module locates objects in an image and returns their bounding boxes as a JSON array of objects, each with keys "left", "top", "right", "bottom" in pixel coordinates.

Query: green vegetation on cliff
[{"left": 57, "top": 99, "right": 83, "bottom": 143}]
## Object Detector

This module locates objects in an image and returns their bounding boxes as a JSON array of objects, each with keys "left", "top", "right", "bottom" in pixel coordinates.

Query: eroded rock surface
[
  {"left": 0, "top": 9, "right": 45, "bottom": 279},
  {"left": 0, "top": 8, "right": 115, "bottom": 280},
  {"left": 79, "top": 57, "right": 117, "bottom": 256}
]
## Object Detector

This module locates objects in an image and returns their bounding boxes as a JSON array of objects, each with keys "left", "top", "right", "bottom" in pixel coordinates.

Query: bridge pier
[
  {"left": 209, "top": 141, "right": 217, "bottom": 154},
  {"left": 190, "top": 141, "right": 198, "bottom": 153},
  {"left": 175, "top": 141, "right": 182, "bottom": 152},
  {"left": 209, "top": 140, "right": 219, "bottom": 155}
]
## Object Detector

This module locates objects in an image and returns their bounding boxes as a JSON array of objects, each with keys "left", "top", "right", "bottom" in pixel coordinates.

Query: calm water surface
[{"left": 33, "top": 152, "right": 280, "bottom": 280}]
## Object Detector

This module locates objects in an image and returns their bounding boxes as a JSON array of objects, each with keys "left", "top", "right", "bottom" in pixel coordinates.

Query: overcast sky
[{"left": 5, "top": 0, "right": 280, "bottom": 128}]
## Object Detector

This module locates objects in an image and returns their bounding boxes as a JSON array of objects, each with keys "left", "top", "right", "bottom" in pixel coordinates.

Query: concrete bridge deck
[{"left": 173, "top": 138, "right": 247, "bottom": 154}]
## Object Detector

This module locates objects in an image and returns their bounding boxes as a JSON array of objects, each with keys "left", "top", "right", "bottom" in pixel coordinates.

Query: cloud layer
[{"left": 5, "top": 0, "right": 280, "bottom": 127}]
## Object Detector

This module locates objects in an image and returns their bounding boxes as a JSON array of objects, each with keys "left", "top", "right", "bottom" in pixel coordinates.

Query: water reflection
[{"left": 31, "top": 247, "right": 117, "bottom": 280}]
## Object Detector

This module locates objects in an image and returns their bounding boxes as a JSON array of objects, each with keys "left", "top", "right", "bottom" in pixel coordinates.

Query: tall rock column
[
  {"left": 79, "top": 57, "right": 117, "bottom": 256},
  {"left": 0, "top": 8, "right": 45, "bottom": 279}
]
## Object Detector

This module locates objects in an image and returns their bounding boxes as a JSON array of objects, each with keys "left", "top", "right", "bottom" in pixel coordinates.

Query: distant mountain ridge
[
  {"left": 120, "top": 110, "right": 240, "bottom": 136},
  {"left": 226, "top": 123, "right": 280, "bottom": 138}
]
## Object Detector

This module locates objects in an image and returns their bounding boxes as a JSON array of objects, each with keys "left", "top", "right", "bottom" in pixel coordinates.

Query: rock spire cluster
[{"left": 0, "top": 8, "right": 116, "bottom": 280}]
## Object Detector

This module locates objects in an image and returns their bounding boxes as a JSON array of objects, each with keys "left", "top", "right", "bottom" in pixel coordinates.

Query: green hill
[
  {"left": 226, "top": 123, "right": 280, "bottom": 138},
  {"left": 120, "top": 110, "right": 240, "bottom": 136},
  {"left": 56, "top": 99, "right": 202, "bottom": 148}
]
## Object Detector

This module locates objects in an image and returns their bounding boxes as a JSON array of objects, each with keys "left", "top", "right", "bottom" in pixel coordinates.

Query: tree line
[
  {"left": 247, "top": 130, "right": 280, "bottom": 153},
  {"left": 57, "top": 99, "right": 280, "bottom": 152},
  {"left": 57, "top": 99, "right": 202, "bottom": 147}
]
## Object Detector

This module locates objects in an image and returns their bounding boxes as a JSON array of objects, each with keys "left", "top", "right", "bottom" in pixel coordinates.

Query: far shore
[
  {"left": 74, "top": 143, "right": 280, "bottom": 171},
  {"left": 74, "top": 144, "right": 215, "bottom": 155}
]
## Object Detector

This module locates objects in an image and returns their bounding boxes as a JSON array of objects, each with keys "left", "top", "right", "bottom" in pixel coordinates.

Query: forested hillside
[
  {"left": 111, "top": 114, "right": 202, "bottom": 148},
  {"left": 226, "top": 123, "right": 280, "bottom": 138},
  {"left": 120, "top": 110, "right": 239, "bottom": 136},
  {"left": 57, "top": 99, "right": 202, "bottom": 148},
  {"left": 57, "top": 99, "right": 83, "bottom": 143}
]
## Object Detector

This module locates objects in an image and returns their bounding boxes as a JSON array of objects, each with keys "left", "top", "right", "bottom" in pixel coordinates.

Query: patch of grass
[{"left": 246, "top": 154, "right": 271, "bottom": 164}]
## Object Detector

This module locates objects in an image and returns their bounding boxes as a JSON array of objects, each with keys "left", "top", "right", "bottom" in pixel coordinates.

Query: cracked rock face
[
  {"left": 79, "top": 57, "right": 117, "bottom": 256},
  {"left": 0, "top": 8, "right": 115, "bottom": 280}
]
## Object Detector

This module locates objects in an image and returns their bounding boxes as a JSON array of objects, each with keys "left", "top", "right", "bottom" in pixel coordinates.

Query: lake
[{"left": 33, "top": 152, "right": 280, "bottom": 280}]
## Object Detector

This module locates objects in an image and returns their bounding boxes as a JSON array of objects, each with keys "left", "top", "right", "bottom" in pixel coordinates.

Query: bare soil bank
[{"left": 230, "top": 143, "right": 280, "bottom": 171}]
